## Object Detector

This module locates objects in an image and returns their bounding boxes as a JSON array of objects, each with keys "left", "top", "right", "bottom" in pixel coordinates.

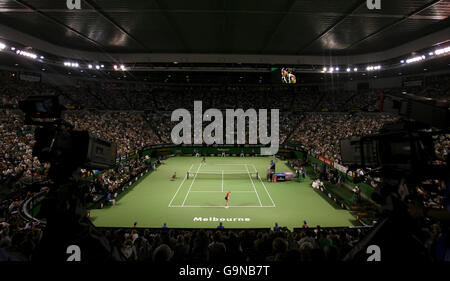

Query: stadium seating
[{"left": 0, "top": 70, "right": 449, "bottom": 261}]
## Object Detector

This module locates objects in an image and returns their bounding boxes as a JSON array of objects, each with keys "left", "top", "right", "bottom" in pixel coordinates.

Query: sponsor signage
[
  {"left": 193, "top": 217, "right": 251, "bottom": 222},
  {"left": 334, "top": 162, "right": 348, "bottom": 173},
  {"left": 317, "top": 155, "right": 333, "bottom": 166}
]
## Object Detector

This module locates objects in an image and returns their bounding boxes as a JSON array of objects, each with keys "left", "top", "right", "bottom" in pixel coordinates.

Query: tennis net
[{"left": 187, "top": 171, "right": 258, "bottom": 179}]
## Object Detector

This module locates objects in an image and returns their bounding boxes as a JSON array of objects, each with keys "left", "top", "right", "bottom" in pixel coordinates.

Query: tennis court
[
  {"left": 89, "top": 156, "right": 358, "bottom": 229},
  {"left": 168, "top": 162, "right": 275, "bottom": 208}
]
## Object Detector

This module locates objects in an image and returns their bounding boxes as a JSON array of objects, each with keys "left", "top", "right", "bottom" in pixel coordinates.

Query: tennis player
[{"left": 225, "top": 191, "right": 231, "bottom": 208}]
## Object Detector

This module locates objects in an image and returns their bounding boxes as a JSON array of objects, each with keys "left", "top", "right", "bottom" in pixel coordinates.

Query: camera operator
[
  {"left": 341, "top": 93, "right": 450, "bottom": 261},
  {"left": 17, "top": 95, "right": 119, "bottom": 261}
]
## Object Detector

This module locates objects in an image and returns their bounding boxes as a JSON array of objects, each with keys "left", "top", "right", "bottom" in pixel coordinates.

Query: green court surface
[{"left": 89, "top": 157, "right": 357, "bottom": 230}]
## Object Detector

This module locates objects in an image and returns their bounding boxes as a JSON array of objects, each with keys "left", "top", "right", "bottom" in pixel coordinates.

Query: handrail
[{"left": 20, "top": 190, "right": 47, "bottom": 226}]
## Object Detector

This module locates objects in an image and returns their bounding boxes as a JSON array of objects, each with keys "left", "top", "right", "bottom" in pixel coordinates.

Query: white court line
[
  {"left": 250, "top": 163, "right": 276, "bottom": 207},
  {"left": 169, "top": 205, "right": 276, "bottom": 208},
  {"left": 198, "top": 170, "right": 248, "bottom": 173},
  {"left": 190, "top": 190, "right": 255, "bottom": 193},
  {"left": 224, "top": 187, "right": 257, "bottom": 190},
  {"left": 168, "top": 163, "right": 193, "bottom": 207},
  {"left": 246, "top": 164, "right": 262, "bottom": 207},
  {"left": 258, "top": 174, "right": 276, "bottom": 207},
  {"left": 181, "top": 162, "right": 202, "bottom": 206},
  {"left": 192, "top": 171, "right": 250, "bottom": 174},
  {"left": 208, "top": 163, "right": 247, "bottom": 166}
]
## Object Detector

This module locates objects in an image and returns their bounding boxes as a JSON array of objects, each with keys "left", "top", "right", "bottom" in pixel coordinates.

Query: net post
[{"left": 187, "top": 172, "right": 189, "bottom": 179}]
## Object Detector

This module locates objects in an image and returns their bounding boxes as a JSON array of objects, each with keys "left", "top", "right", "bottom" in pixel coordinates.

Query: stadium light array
[
  {"left": 322, "top": 66, "right": 360, "bottom": 73},
  {"left": 399, "top": 45, "right": 449, "bottom": 66},
  {"left": 15, "top": 49, "right": 38, "bottom": 59},
  {"left": 83, "top": 63, "right": 105, "bottom": 70},
  {"left": 114, "top": 64, "right": 126, "bottom": 71},
  {"left": 366, "top": 65, "right": 381, "bottom": 71},
  {"left": 0, "top": 42, "right": 6, "bottom": 50},
  {"left": 406, "top": 55, "right": 425, "bottom": 64},
  {"left": 16, "top": 50, "right": 38, "bottom": 59},
  {"left": 435, "top": 46, "right": 450, "bottom": 55},
  {"left": 347, "top": 67, "right": 358, "bottom": 72},
  {"left": 64, "top": 61, "right": 79, "bottom": 68}
]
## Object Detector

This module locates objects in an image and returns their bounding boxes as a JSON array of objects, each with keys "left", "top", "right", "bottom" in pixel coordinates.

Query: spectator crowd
[
  {"left": 288, "top": 113, "right": 399, "bottom": 163},
  {"left": 0, "top": 70, "right": 449, "bottom": 261},
  {"left": 102, "top": 226, "right": 372, "bottom": 262}
]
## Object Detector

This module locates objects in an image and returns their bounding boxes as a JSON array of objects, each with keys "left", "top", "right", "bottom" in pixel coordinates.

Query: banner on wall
[
  {"left": 333, "top": 162, "right": 348, "bottom": 173},
  {"left": 317, "top": 155, "right": 333, "bottom": 166}
]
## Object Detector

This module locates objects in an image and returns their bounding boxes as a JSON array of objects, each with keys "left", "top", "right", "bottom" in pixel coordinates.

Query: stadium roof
[{"left": 0, "top": 0, "right": 449, "bottom": 64}]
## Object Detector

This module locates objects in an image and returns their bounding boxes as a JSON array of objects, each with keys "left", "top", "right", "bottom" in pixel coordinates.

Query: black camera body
[
  {"left": 340, "top": 93, "right": 449, "bottom": 180},
  {"left": 340, "top": 93, "right": 450, "bottom": 261},
  {"left": 340, "top": 121, "right": 444, "bottom": 180},
  {"left": 18, "top": 95, "right": 118, "bottom": 261},
  {"left": 19, "top": 95, "right": 117, "bottom": 177}
]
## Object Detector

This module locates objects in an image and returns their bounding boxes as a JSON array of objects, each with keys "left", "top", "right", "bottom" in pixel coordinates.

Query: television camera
[
  {"left": 19, "top": 95, "right": 117, "bottom": 179},
  {"left": 340, "top": 93, "right": 450, "bottom": 261},
  {"left": 18, "top": 95, "right": 118, "bottom": 261}
]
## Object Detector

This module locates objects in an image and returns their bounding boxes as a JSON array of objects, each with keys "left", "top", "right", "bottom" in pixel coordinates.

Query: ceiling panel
[
  {"left": 0, "top": 12, "right": 101, "bottom": 50},
  {"left": 0, "top": 0, "right": 447, "bottom": 55},
  {"left": 347, "top": 17, "right": 447, "bottom": 53}
]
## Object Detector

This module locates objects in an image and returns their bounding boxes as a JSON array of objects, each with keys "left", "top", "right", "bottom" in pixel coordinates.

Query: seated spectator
[
  {"left": 107, "top": 193, "right": 115, "bottom": 205},
  {"left": 273, "top": 222, "right": 280, "bottom": 232},
  {"left": 208, "top": 232, "right": 226, "bottom": 262},
  {"left": 152, "top": 244, "right": 173, "bottom": 262},
  {"left": 266, "top": 237, "right": 288, "bottom": 262}
]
